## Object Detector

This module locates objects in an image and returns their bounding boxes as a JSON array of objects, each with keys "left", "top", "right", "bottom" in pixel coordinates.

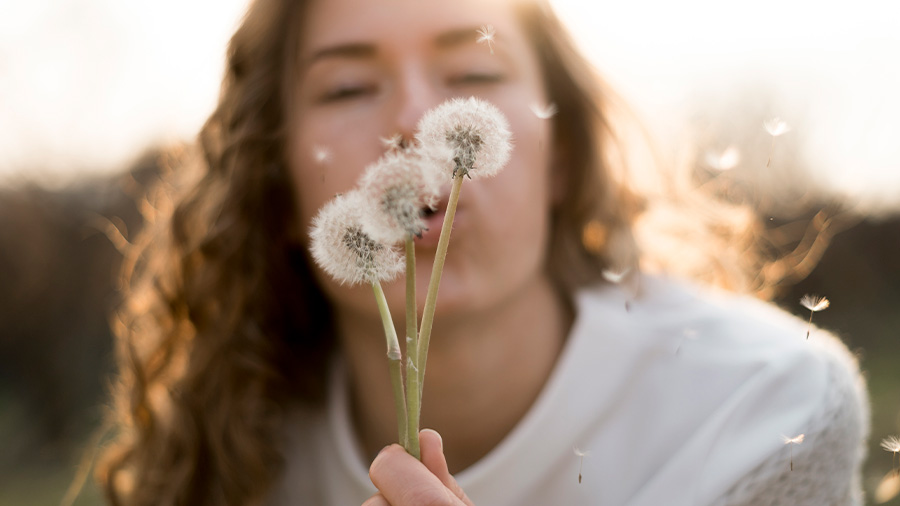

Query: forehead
[{"left": 299, "top": 0, "right": 524, "bottom": 57}]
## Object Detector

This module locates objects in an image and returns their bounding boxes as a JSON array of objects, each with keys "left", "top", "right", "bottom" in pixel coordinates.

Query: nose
[{"left": 392, "top": 63, "right": 443, "bottom": 145}]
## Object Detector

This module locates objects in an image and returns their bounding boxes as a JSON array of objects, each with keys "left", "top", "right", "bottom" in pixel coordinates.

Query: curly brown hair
[{"left": 97, "top": 0, "right": 768, "bottom": 504}]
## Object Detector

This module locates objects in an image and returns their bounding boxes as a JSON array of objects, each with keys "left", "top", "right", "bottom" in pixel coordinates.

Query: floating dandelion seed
[
  {"left": 782, "top": 434, "right": 805, "bottom": 471},
  {"left": 602, "top": 264, "right": 638, "bottom": 311},
  {"left": 763, "top": 117, "right": 790, "bottom": 169},
  {"left": 764, "top": 117, "right": 791, "bottom": 137},
  {"left": 313, "top": 145, "right": 332, "bottom": 164},
  {"left": 529, "top": 101, "right": 558, "bottom": 120},
  {"left": 800, "top": 295, "right": 830, "bottom": 339},
  {"left": 675, "top": 328, "right": 699, "bottom": 355},
  {"left": 359, "top": 150, "right": 442, "bottom": 244},
  {"left": 882, "top": 436, "right": 900, "bottom": 476},
  {"left": 602, "top": 267, "right": 631, "bottom": 284},
  {"left": 313, "top": 145, "right": 332, "bottom": 182},
  {"left": 415, "top": 96, "right": 512, "bottom": 179},
  {"left": 704, "top": 146, "right": 741, "bottom": 171},
  {"left": 476, "top": 24, "right": 496, "bottom": 54},
  {"left": 380, "top": 133, "right": 405, "bottom": 152},
  {"left": 309, "top": 191, "right": 403, "bottom": 286},
  {"left": 574, "top": 447, "right": 590, "bottom": 484}
]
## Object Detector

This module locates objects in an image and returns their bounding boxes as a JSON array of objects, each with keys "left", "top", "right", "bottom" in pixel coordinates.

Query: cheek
[
  {"left": 480, "top": 111, "right": 555, "bottom": 253},
  {"left": 286, "top": 115, "right": 384, "bottom": 242}
]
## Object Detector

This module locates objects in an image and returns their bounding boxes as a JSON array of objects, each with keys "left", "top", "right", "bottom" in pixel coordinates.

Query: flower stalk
[
  {"left": 417, "top": 175, "right": 464, "bottom": 391},
  {"left": 404, "top": 236, "right": 421, "bottom": 459},
  {"left": 372, "top": 281, "right": 408, "bottom": 450}
]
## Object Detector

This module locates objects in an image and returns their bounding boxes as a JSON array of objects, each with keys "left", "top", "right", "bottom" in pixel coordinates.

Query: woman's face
[{"left": 287, "top": 0, "right": 558, "bottom": 319}]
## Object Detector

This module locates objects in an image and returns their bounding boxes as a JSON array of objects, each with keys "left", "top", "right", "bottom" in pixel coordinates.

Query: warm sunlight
[{"left": 1, "top": 0, "right": 898, "bottom": 207}]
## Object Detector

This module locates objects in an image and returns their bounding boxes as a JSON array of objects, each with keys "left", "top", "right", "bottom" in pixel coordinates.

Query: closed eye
[
  {"left": 450, "top": 73, "right": 505, "bottom": 85},
  {"left": 319, "top": 84, "right": 377, "bottom": 103}
]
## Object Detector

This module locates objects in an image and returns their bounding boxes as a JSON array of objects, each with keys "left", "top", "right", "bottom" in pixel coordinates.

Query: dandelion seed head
[
  {"left": 800, "top": 294, "right": 830, "bottom": 312},
  {"left": 573, "top": 447, "right": 590, "bottom": 457},
  {"left": 476, "top": 24, "right": 496, "bottom": 54},
  {"left": 359, "top": 150, "right": 442, "bottom": 243},
  {"left": 309, "top": 191, "right": 403, "bottom": 286},
  {"left": 416, "top": 97, "right": 512, "bottom": 180},
  {"left": 705, "top": 146, "right": 741, "bottom": 171},
  {"left": 782, "top": 434, "right": 805, "bottom": 445},
  {"left": 529, "top": 101, "right": 558, "bottom": 120},
  {"left": 882, "top": 435, "right": 900, "bottom": 453},
  {"left": 764, "top": 117, "right": 791, "bottom": 137}
]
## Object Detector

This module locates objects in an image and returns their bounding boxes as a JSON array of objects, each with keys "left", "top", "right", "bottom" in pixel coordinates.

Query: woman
[{"left": 98, "top": 0, "right": 869, "bottom": 504}]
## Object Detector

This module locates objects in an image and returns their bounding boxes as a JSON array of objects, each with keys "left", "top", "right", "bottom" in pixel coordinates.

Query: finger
[
  {"left": 369, "top": 444, "right": 459, "bottom": 506},
  {"left": 419, "top": 429, "right": 474, "bottom": 506},
  {"left": 361, "top": 492, "right": 391, "bottom": 506}
]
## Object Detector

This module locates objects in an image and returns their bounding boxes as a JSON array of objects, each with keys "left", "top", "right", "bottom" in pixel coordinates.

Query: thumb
[{"left": 418, "top": 429, "right": 473, "bottom": 505}]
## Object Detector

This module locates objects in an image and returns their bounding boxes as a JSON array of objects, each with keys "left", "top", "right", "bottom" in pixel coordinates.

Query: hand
[{"left": 363, "top": 429, "right": 475, "bottom": 506}]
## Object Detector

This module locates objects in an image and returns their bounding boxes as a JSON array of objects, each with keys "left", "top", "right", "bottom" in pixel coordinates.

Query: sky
[{"left": 1, "top": 0, "right": 898, "bottom": 210}]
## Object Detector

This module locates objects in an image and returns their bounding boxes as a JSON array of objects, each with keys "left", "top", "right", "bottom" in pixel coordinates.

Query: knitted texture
[{"left": 711, "top": 334, "right": 869, "bottom": 506}]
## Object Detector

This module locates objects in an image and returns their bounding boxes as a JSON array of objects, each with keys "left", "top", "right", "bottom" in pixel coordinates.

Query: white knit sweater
[{"left": 268, "top": 277, "right": 869, "bottom": 505}]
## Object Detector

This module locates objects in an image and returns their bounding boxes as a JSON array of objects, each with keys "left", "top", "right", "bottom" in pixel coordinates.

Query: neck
[{"left": 335, "top": 274, "right": 571, "bottom": 474}]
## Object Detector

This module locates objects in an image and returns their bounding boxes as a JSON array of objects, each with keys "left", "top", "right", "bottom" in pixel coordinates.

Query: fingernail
[{"left": 424, "top": 428, "right": 443, "bottom": 451}]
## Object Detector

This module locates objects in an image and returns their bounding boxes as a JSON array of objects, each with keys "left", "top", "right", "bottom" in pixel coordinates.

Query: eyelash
[
  {"left": 318, "top": 72, "right": 504, "bottom": 103},
  {"left": 450, "top": 73, "right": 504, "bottom": 85}
]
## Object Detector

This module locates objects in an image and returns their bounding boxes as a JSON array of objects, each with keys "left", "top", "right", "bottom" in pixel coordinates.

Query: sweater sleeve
[{"left": 710, "top": 336, "right": 870, "bottom": 506}]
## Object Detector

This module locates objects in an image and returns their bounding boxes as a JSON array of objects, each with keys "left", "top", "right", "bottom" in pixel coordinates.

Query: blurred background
[{"left": 1, "top": 0, "right": 898, "bottom": 504}]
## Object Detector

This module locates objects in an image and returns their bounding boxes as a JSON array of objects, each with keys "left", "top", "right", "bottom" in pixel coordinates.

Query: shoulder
[
  {"left": 575, "top": 275, "right": 863, "bottom": 383},
  {"left": 569, "top": 276, "right": 869, "bottom": 504}
]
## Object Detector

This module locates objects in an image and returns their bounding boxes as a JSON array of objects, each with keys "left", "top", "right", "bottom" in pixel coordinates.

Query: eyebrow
[
  {"left": 435, "top": 26, "right": 489, "bottom": 47},
  {"left": 308, "top": 43, "right": 376, "bottom": 64},
  {"left": 306, "top": 26, "right": 496, "bottom": 65}
]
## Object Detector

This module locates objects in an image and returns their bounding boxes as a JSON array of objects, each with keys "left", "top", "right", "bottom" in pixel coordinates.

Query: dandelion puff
[
  {"left": 882, "top": 436, "right": 900, "bottom": 476},
  {"left": 359, "top": 149, "right": 442, "bottom": 244},
  {"left": 476, "top": 24, "right": 496, "bottom": 54},
  {"left": 573, "top": 447, "right": 590, "bottom": 484},
  {"left": 416, "top": 96, "right": 512, "bottom": 180},
  {"left": 309, "top": 191, "right": 403, "bottom": 286},
  {"left": 705, "top": 146, "right": 741, "bottom": 171},
  {"left": 530, "top": 101, "right": 558, "bottom": 120},
  {"left": 800, "top": 294, "right": 830, "bottom": 339},
  {"left": 782, "top": 434, "right": 805, "bottom": 471}
]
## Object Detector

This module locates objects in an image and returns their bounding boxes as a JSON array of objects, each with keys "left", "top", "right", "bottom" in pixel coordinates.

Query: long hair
[{"left": 97, "top": 0, "right": 768, "bottom": 504}]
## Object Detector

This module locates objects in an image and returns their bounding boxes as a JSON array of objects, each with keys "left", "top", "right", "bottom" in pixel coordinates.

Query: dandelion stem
[
  {"left": 417, "top": 176, "right": 464, "bottom": 395},
  {"left": 806, "top": 310, "right": 814, "bottom": 340},
  {"left": 404, "top": 236, "right": 421, "bottom": 459},
  {"left": 766, "top": 135, "right": 776, "bottom": 169},
  {"left": 372, "top": 281, "right": 408, "bottom": 449}
]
